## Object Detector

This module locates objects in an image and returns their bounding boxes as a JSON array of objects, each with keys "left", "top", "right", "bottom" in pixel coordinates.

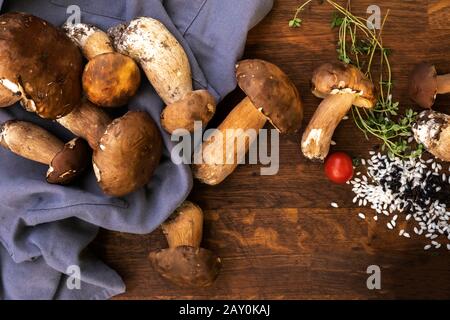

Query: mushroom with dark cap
[
  {"left": 301, "top": 62, "right": 376, "bottom": 161},
  {"left": 108, "top": 17, "right": 216, "bottom": 134},
  {"left": 193, "top": 59, "right": 303, "bottom": 185},
  {"left": 0, "top": 120, "right": 90, "bottom": 184},
  {"left": 56, "top": 100, "right": 163, "bottom": 196},
  {"left": 149, "top": 201, "right": 221, "bottom": 288},
  {"left": 63, "top": 23, "right": 141, "bottom": 108},
  {"left": 0, "top": 13, "right": 82, "bottom": 119},
  {"left": 409, "top": 62, "right": 450, "bottom": 109},
  {"left": 412, "top": 110, "right": 450, "bottom": 162}
]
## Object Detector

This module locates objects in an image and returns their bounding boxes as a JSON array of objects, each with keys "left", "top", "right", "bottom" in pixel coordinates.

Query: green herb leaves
[{"left": 289, "top": 18, "right": 302, "bottom": 28}]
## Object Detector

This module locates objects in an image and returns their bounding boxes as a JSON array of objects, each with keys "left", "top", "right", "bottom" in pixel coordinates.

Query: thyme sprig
[{"left": 290, "top": 0, "right": 422, "bottom": 159}]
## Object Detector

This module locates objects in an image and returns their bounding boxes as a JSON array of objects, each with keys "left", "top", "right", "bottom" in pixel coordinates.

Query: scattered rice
[
  {"left": 350, "top": 152, "right": 450, "bottom": 251},
  {"left": 331, "top": 202, "right": 339, "bottom": 208}
]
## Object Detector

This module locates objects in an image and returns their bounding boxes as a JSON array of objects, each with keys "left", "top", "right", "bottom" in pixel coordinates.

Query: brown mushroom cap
[
  {"left": 83, "top": 52, "right": 141, "bottom": 107},
  {"left": 236, "top": 59, "right": 303, "bottom": 134},
  {"left": 408, "top": 63, "right": 438, "bottom": 109},
  {"left": 149, "top": 246, "right": 222, "bottom": 288},
  {"left": 47, "top": 138, "right": 90, "bottom": 185},
  {"left": 311, "top": 62, "right": 376, "bottom": 109},
  {"left": 0, "top": 13, "right": 82, "bottom": 119},
  {"left": 160, "top": 90, "right": 216, "bottom": 133},
  {"left": 93, "top": 111, "right": 163, "bottom": 196}
]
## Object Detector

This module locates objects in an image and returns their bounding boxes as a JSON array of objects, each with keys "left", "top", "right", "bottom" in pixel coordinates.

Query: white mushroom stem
[
  {"left": 0, "top": 121, "right": 64, "bottom": 164},
  {"left": 56, "top": 101, "right": 111, "bottom": 149},
  {"left": 109, "top": 17, "right": 192, "bottom": 105},
  {"left": 413, "top": 110, "right": 450, "bottom": 161},
  {"left": 162, "top": 201, "right": 204, "bottom": 248},
  {"left": 193, "top": 97, "right": 267, "bottom": 185},
  {"left": 437, "top": 74, "right": 450, "bottom": 94},
  {"left": 301, "top": 92, "right": 356, "bottom": 161},
  {"left": 63, "top": 23, "right": 114, "bottom": 60}
]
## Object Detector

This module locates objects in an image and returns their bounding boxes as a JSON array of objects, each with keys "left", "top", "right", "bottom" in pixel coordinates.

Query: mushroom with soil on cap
[
  {"left": 412, "top": 110, "right": 450, "bottom": 162},
  {"left": 108, "top": 17, "right": 216, "bottom": 134},
  {"left": 409, "top": 62, "right": 450, "bottom": 109},
  {"left": 149, "top": 201, "right": 221, "bottom": 288},
  {"left": 0, "top": 13, "right": 82, "bottom": 119},
  {"left": 301, "top": 62, "right": 376, "bottom": 161},
  {"left": 0, "top": 120, "right": 90, "bottom": 184},
  {"left": 56, "top": 100, "right": 163, "bottom": 196},
  {"left": 193, "top": 59, "right": 303, "bottom": 185},
  {"left": 63, "top": 23, "right": 141, "bottom": 108}
]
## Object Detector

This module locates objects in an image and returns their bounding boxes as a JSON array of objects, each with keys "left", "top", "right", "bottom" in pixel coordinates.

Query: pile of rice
[{"left": 345, "top": 152, "right": 450, "bottom": 250}]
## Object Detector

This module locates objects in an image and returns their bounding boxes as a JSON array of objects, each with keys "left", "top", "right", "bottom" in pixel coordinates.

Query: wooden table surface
[{"left": 94, "top": 0, "right": 450, "bottom": 299}]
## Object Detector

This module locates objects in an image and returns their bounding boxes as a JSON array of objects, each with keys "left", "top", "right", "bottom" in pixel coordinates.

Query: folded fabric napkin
[{"left": 0, "top": 0, "right": 273, "bottom": 299}]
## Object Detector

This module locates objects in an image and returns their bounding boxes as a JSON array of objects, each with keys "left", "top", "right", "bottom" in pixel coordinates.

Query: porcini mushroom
[
  {"left": 108, "top": 17, "right": 216, "bottom": 133},
  {"left": 56, "top": 100, "right": 163, "bottom": 196},
  {"left": 193, "top": 59, "right": 303, "bottom": 185},
  {"left": 0, "top": 13, "right": 82, "bottom": 119},
  {"left": 413, "top": 110, "right": 450, "bottom": 161},
  {"left": 0, "top": 120, "right": 89, "bottom": 184},
  {"left": 149, "top": 201, "right": 221, "bottom": 288},
  {"left": 409, "top": 62, "right": 450, "bottom": 109},
  {"left": 63, "top": 23, "right": 141, "bottom": 108},
  {"left": 301, "top": 62, "right": 376, "bottom": 161}
]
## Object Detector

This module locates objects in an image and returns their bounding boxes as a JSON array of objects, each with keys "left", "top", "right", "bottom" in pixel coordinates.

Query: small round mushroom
[
  {"left": 56, "top": 100, "right": 163, "bottom": 196},
  {"left": 301, "top": 62, "right": 376, "bottom": 161},
  {"left": 193, "top": 59, "right": 303, "bottom": 185},
  {"left": 149, "top": 201, "right": 221, "bottom": 288},
  {"left": 63, "top": 23, "right": 141, "bottom": 108},
  {"left": 413, "top": 110, "right": 450, "bottom": 161},
  {"left": 108, "top": 18, "right": 216, "bottom": 134},
  {"left": 409, "top": 62, "right": 450, "bottom": 109},
  {"left": 0, "top": 13, "right": 82, "bottom": 119},
  {"left": 0, "top": 120, "right": 90, "bottom": 184}
]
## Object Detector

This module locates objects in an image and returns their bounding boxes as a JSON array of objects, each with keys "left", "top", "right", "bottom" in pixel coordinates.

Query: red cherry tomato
[{"left": 324, "top": 152, "right": 354, "bottom": 184}]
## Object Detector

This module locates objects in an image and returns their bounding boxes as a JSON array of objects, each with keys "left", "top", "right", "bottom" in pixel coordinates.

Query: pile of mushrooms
[
  {"left": 301, "top": 62, "right": 376, "bottom": 161},
  {"left": 193, "top": 59, "right": 303, "bottom": 185},
  {"left": 108, "top": 17, "right": 216, "bottom": 134},
  {"left": 149, "top": 201, "right": 221, "bottom": 288},
  {"left": 0, "top": 13, "right": 163, "bottom": 196}
]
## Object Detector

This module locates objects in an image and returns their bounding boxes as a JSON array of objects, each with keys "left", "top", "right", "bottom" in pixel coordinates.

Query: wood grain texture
[{"left": 92, "top": 0, "right": 450, "bottom": 299}]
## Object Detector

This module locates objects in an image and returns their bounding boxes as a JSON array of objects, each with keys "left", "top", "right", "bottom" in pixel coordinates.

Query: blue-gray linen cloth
[{"left": 0, "top": 0, "right": 273, "bottom": 299}]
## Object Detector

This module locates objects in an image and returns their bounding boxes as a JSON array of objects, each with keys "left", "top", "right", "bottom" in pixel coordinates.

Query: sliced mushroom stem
[
  {"left": 0, "top": 120, "right": 64, "bottom": 164},
  {"left": 162, "top": 201, "right": 204, "bottom": 248},
  {"left": 193, "top": 97, "right": 267, "bottom": 185},
  {"left": 301, "top": 93, "right": 356, "bottom": 161},
  {"left": 437, "top": 74, "right": 450, "bottom": 94},
  {"left": 56, "top": 101, "right": 111, "bottom": 149}
]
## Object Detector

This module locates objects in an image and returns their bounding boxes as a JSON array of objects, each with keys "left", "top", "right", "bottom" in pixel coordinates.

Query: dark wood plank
[{"left": 92, "top": 0, "right": 450, "bottom": 299}]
